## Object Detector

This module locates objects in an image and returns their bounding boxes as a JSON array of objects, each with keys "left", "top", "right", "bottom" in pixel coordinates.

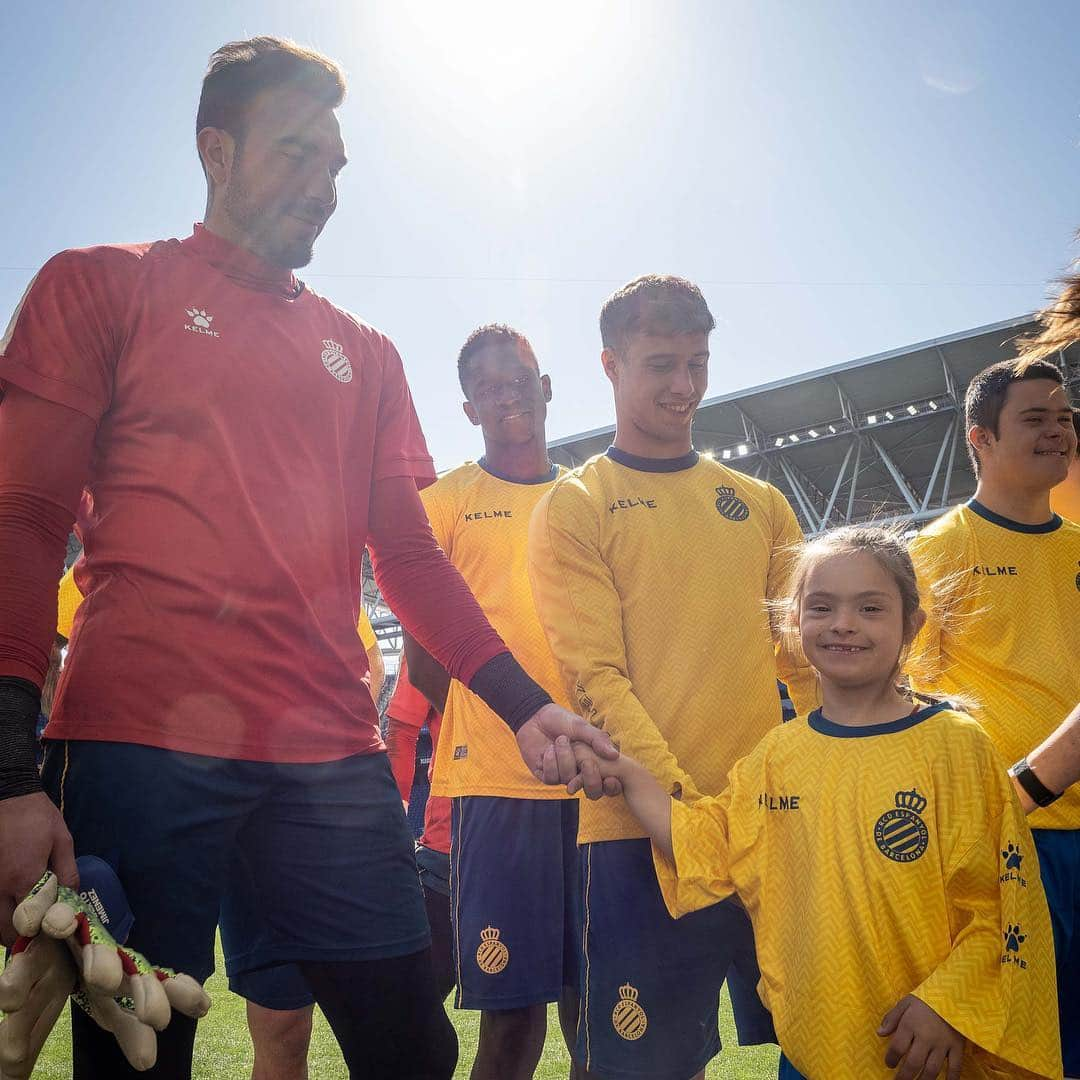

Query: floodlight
[
  {"left": 737, "top": 444, "right": 749, "bottom": 456},
  {"left": 808, "top": 429, "right": 819, "bottom": 438},
  {"left": 867, "top": 414, "right": 878, "bottom": 424},
  {"left": 885, "top": 410, "right": 895, "bottom": 421},
  {"left": 906, "top": 405, "right": 917, "bottom": 415}
]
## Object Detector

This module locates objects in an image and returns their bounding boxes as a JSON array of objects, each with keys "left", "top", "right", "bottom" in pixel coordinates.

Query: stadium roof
[
  {"left": 366, "top": 313, "right": 1080, "bottom": 642},
  {"left": 548, "top": 314, "right": 1080, "bottom": 532}
]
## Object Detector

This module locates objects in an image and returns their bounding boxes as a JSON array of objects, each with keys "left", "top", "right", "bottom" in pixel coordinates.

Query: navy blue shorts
[
  {"left": 224, "top": 844, "right": 453, "bottom": 1011},
  {"left": 41, "top": 741, "right": 430, "bottom": 991},
  {"left": 450, "top": 796, "right": 580, "bottom": 1010},
  {"left": 1032, "top": 828, "right": 1080, "bottom": 1076},
  {"left": 777, "top": 1053, "right": 805, "bottom": 1079},
  {"left": 577, "top": 838, "right": 775, "bottom": 1080}
]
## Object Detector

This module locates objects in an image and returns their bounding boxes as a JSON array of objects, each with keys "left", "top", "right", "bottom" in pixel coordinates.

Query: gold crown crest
[
  {"left": 895, "top": 788, "right": 927, "bottom": 814},
  {"left": 716, "top": 486, "right": 735, "bottom": 497},
  {"left": 618, "top": 983, "right": 639, "bottom": 1002},
  {"left": 322, "top": 339, "right": 342, "bottom": 351},
  {"left": 480, "top": 926, "right": 501, "bottom": 942}
]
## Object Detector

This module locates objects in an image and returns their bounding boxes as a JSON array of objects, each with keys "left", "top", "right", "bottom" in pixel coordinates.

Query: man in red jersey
[{"left": 0, "top": 37, "right": 614, "bottom": 1080}]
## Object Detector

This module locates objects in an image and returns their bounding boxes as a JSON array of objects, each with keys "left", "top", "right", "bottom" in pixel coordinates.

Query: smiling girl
[{"left": 573, "top": 526, "right": 1062, "bottom": 1079}]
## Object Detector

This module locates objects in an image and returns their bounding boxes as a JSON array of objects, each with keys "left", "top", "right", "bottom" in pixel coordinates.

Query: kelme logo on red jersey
[
  {"left": 321, "top": 339, "right": 353, "bottom": 383},
  {"left": 184, "top": 308, "right": 219, "bottom": 338}
]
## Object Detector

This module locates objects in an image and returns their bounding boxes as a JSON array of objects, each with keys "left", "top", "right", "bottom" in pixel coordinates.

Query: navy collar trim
[
  {"left": 966, "top": 499, "right": 1062, "bottom": 534},
  {"left": 605, "top": 446, "right": 699, "bottom": 473},
  {"left": 478, "top": 458, "right": 559, "bottom": 485},
  {"left": 808, "top": 701, "right": 951, "bottom": 739}
]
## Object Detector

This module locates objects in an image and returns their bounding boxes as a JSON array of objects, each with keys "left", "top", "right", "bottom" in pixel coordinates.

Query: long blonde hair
[{"left": 1016, "top": 263, "right": 1080, "bottom": 359}]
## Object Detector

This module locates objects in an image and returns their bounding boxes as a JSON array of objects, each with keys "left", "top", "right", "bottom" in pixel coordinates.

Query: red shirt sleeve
[
  {"left": 0, "top": 247, "right": 134, "bottom": 421},
  {"left": 367, "top": 335, "right": 437, "bottom": 486},
  {"left": 0, "top": 388, "right": 95, "bottom": 685}
]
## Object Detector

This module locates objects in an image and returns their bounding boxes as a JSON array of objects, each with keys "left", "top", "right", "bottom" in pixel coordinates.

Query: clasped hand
[{"left": 514, "top": 703, "right": 624, "bottom": 798}]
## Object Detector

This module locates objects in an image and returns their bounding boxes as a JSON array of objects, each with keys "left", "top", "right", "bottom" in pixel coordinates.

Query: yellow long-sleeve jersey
[
  {"left": 909, "top": 501, "right": 1080, "bottom": 830},
  {"left": 655, "top": 704, "right": 1062, "bottom": 1080},
  {"left": 528, "top": 449, "right": 815, "bottom": 844},
  {"left": 423, "top": 461, "right": 573, "bottom": 799}
]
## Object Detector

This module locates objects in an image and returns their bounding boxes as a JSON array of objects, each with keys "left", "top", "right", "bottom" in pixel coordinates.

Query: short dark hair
[
  {"left": 457, "top": 324, "right": 535, "bottom": 394},
  {"left": 599, "top": 274, "right": 715, "bottom": 351},
  {"left": 964, "top": 357, "right": 1065, "bottom": 475},
  {"left": 197, "top": 37, "right": 346, "bottom": 145}
]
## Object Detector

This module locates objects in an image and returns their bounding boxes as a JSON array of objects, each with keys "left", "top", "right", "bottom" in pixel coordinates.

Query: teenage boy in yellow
[
  {"left": 529, "top": 275, "right": 813, "bottom": 1080},
  {"left": 910, "top": 356, "right": 1080, "bottom": 1076},
  {"left": 404, "top": 326, "right": 580, "bottom": 1080}
]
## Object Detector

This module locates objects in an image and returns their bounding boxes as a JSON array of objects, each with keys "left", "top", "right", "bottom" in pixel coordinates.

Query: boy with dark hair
[
  {"left": 529, "top": 274, "right": 813, "bottom": 1080},
  {"left": 406, "top": 325, "right": 584, "bottom": 1080},
  {"left": 0, "top": 36, "right": 613, "bottom": 1080},
  {"left": 910, "top": 355, "right": 1080, "bottom": 1076}
]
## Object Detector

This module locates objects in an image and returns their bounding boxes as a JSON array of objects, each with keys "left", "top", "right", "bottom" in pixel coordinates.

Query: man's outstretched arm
[
  {"left": 401, "top": 632, "right": 450, "bottom": 715},
  {"left": 366, "top": 475, "right": 618, "bottom": 791},
  {"left": 1010, "top": 701, "right": 1080, "bottom": 813}
]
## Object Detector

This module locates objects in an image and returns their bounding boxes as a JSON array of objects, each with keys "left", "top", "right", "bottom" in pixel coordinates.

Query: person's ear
[{"left": 197, "top": 127, "right": 236, "bottom": 190}]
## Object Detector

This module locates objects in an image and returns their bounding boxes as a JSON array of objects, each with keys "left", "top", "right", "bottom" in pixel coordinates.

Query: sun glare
[{"left": 371, "top": 1, "right": 644, "bottom": 141}]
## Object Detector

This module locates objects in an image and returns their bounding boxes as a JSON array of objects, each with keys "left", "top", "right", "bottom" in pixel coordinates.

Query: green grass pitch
[{"left": 29, "top": 937, "right": 778, "bottom": 1078}]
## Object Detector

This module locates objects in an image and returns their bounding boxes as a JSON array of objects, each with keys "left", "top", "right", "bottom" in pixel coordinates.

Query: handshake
[
  {"left": 515, "top": 703, "right": 636, "bottom": 799},
  {"left": 0, "top": 858, "right": 210, "bottom": 1077}
]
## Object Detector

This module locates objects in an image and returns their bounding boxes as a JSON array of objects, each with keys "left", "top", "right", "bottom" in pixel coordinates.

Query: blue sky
[{"left": 2, "top": 1, "right": 1078, "bottom": 467}]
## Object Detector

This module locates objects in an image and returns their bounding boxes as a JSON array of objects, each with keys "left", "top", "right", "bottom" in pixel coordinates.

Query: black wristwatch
[{"left": 1010, "top": 757, "right": 1061, "bottom": 809}]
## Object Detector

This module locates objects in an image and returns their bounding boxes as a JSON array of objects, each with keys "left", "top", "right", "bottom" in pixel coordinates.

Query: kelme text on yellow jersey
[
  {"left": 423, "top": 461, "right": 572, "bottom": 800},
  {"left": 910, "top": 501, "right": 1080, "bottom": 830}
]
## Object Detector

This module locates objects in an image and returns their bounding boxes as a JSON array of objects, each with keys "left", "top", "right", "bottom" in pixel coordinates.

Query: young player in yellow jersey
[
  {"left": 908, "top": 358, "right": 1080, "bottom": 1076},
  {"left": 403, "top": 325, "right": 581, "bottom": 1080},
  {"left": 566, "top": 526, "right": 1061, "bottom": 1080},
  {"left": 529, "top": 276, "right": 814, "bottom": 1080}
]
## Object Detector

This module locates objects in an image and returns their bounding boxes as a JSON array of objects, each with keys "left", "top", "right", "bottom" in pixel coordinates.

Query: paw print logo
[
  {"left": 186, "top": 308, "right": 212, "bottom": 328},
  {"left": 1003, "top": 923, "right": 1026, "bottom": 952},
  {"left": 1002, "top": 843, "right": 1023, "bottom": 871}
]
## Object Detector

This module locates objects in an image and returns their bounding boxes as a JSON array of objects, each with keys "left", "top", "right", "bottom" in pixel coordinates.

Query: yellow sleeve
[
  {"left": 356, "top": 608, "right": 377, "bottom": 651},
  {"left": 652, "top": 793, "right": 736, "bottom": 917},
  {"left": 528, "top": 482, "right": 702, "bottom": 802},
  {"left": 766, "top": 487, "right": 819, "bottom": 715},
  {"left": 56, "top": 566, "right": 83, "bottom": 640},
  {"left": 420, "top": 480, "right": 454, "bottom": 555},
  {"left": 652, "top": 745, "right": 765, "bottom": 917},
  {"left": 913, "top": 772, "right": 1062, "bottom": 1079}
]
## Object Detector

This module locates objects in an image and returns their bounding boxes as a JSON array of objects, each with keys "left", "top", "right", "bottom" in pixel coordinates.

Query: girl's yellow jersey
[{"left": 656, "top": 705, "right": 1061, "bottom": 1080}]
